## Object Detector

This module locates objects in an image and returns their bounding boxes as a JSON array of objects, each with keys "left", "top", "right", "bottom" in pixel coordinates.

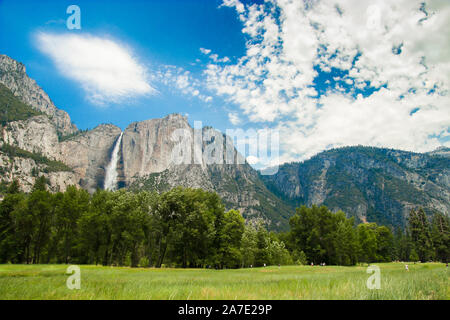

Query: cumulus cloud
[
  {"left": 209, "top": 0, "right": 450, "bottom": 162},
  {"left": 35, "top": 32, "right": 155, "bottom": 105}
]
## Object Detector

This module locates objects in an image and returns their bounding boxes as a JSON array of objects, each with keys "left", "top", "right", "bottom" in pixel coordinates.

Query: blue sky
[
  {"left": 0, "top": 0, "right": 448, "bottom": 165},
  {"left": 0, "top": 0, "right": 248, "bottom": 131}
]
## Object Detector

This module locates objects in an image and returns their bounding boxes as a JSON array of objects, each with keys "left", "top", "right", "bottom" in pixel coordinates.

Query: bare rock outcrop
[
  {"left": 0, "top": 151, "right": 78, "bottom": 193},
  {"left": 0, "top": 54, "right": 77, "bottom": 136},
  {"left": 57, "top": 124, "right": 122, "bottom": 193},
  {"left": 122, "top": 113, "right": 191, "bottom": 182},
  {"left": 1, "top": 115, "right": 60, "bottom": 158}
]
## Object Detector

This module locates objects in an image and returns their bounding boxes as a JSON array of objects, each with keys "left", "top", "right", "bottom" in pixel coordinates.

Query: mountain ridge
[
  {"left": 0, "top": 54, "right": 77, "bottom": 136},
  {"left": 261, "top": 145, "right": 449, "bottom": 228},
  {"left": 0, "top": 54, "right": 448, "bottom": 230}
]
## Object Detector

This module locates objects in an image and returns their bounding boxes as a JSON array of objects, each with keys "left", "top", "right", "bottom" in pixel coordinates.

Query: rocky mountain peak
[
  {"left": 0, "top": 55, "right": 26, "bottom": 74},
  {"left": 0, "top": 54, "right": 77, "bottom": 136},
  {"left": 262, "top": 146, "right": 450, "bottom": 228}
]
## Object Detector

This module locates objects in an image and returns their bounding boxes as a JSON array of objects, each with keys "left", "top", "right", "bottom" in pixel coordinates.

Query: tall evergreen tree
[
  {"left": 430, "top": 211, "right": 450, "bottom": 262},
  {"left": 409, "top": 208, "right": 434, "bottom": 261},
  {"left": 356, "top": 223, "right": 378, "bottom": 263},
  {"left": 0, "top": 181, "right": 26, "bottom": 263},
  {"left": 216, "top": 209, "right": 245, "bottom": 268},
  {"left": 254, "top": 221, "right": 270, "bottom": 267},
  {"left": 334, "top": 216, "right": 358, "bottom": 265},
  {"left": 240, "top": 224, "right": 257, "bottom": 267},
  {"left": 375, "top": 226, "right": 394, "bottom": 262}
]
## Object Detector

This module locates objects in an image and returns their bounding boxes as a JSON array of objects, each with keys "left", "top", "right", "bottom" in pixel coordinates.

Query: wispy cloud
[
  {"left": 44, "top": 19, "right": 65, "bottom": 26},
  {"left": 228, "top": 112, "right": 241, "bottom": 125},
  {"left": 35, "top": 32, "right": 155, "bottom": 105},
  {"left": 156, "top": 66, "right": 213, "bottom": 103},
  {"left": 200, "top": 48, "right": 212, "bottom": 55},
  {"left": 200, "top": 47, "right": 230, "bottom": 63}
]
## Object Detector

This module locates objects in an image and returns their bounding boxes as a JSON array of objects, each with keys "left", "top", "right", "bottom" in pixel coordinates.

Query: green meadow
[{"left": 0, "top": 263, "right": 448, "bottom": 300}]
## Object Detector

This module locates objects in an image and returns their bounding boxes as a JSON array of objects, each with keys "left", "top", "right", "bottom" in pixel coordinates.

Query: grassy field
[{"left": 0, "top": 263, "right": 448, "bottom": 300}]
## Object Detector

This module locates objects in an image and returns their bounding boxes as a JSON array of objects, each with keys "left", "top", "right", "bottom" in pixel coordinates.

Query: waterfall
[{"left": 104, "top": 132, "right": 123, "bottom": 191}]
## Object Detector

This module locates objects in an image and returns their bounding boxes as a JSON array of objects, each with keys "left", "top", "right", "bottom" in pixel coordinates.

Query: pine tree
[
  {"left": 430, "top": 212, "right": 450, "bottom": 262},
  {"left": 357, "top": 223, "right": 378, "bottom": 263},
  {"left": 32, "top": 175, "right": 49, "bottom": 192},
  {"left": 240, "top": 224, "right": 257, "bottom": 268},
  {"left": 254, "top": 222, "right": 270, "bottom": 267},
  {"left": 6, "top": 180, "right": 20, "bottom": 194},
  {"left": 409, "top": 208, "right": 434, "bottom": 262},
  {"left": 375, "top": 226, "right": 394, "bottom": 262}
]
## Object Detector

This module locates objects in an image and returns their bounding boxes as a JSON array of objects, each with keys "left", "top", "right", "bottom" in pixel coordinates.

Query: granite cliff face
[
  {"left": 0, "top": 112, "right": 78, "bottom": 192},
  {"left": 0, "top": 151, "right": 78, "bottom": 193},
  {"left": 0, "top": 55, "right": 120, "bottom": 193},
  {"left": 56, "top": 124, "right": 122, "bottom": 193},
  {"left": 2, "top": 115, "right": 60, "bottom": 158},
  {"left": 0, "top": 55, "right": 77, "bottom": 136},
  {"left": 121, "top": 114, "right": 292, "bottom": 229},
  {"left": 0, "top": 107, "right": 120, "bottom": 193},
  {"left": 262, "top": 146, "right": 450, "bottom": 228},
  {"left": 121, "top": 114, "right": 192, "bottom": 181}
]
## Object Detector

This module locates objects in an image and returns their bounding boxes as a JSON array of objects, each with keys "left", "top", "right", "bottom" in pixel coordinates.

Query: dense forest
[{"left": 0, "top": 177, "right": 448, "bottom": 268}]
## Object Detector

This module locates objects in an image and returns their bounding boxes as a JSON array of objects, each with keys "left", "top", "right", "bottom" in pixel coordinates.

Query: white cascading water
[{"left": 104, "top": 132, "right": 123, "bottom": 191}]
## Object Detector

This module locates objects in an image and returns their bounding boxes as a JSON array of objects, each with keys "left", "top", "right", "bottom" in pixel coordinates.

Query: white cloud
[
  {"left": 209, "top": 53, "right": 231, "bottom": 63},
  {"left": 35, "top": 32, "right": 155, "bottom": 105},
  {"left": 246, "top": 155, "right": 259, "bottom": 165},
  {"left": 200, "top": 48, "right": 230, "bottom": 63},
  {"left": 200, "top": 48, "right": 212, "bottom": 55},
  {"left": 228, "top": 112, "right": 241, "bottom": 125},
  {"left": 175, "top": 72, "right": 190, "bottom": 89},
  {"left": 221, "top": 0, "right": 245, "bottom": 14},
  {"left": 157, "top": 66, "right": 213, "bottom": 103},
  {"left": 207, "top": 0, "right": 450, "bottom": 163}
]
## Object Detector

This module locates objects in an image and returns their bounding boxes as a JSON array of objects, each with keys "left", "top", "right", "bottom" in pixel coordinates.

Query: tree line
[
  {"left": 0, "top": 177, "right": 448, "bottom": 267},
  {"left": 282, "top": 205, "right": 449, "bottom": 265}
]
